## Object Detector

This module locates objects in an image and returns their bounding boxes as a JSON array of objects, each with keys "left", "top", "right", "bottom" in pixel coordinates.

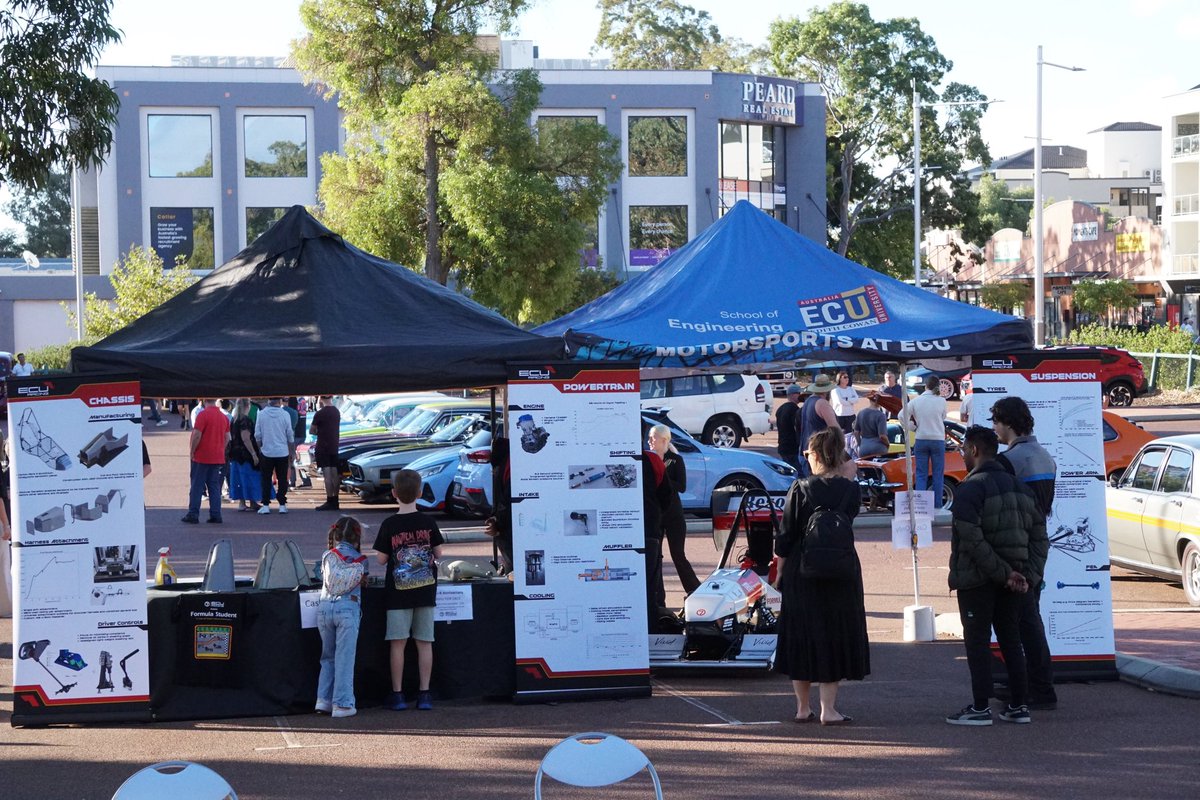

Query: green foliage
[
  {"left": 596, "top": 0, "right": 761, "bottom": 71},
  {"left": 315, "top": 68, "right": 622, "bottom": 323},
  {"left": 0, "top": 0, "right": 121, "bottom": 190},
  {"left": 23, "top": 342, "right": 76, "bottom": 372},
  {"left": 964, "top": 174, "right": 1033, "bottom": 242},
  {"left": 5, "top": 164, "right": 71, "bottom": 256},
  {"left": 551, "top": 267, "right": 621, "bottom": 320},
  {"left": 1071, "top": 279, "right": 1138, "bottom": 322},
  {"left": 979, "top": 282, "right": 1029, "bottom": 312},
  {"left": 245, "top": 140, "right": 308, "bottom": 178},
  {"left": 767, "top": 2, "right": 990, "bottom": 259},
  {"left": 0, "top": 228, "right": 21, "bottom": 257},
  {"left": 845, "top": 215, "right": 913, "bottom": 280},
  {"left": 67, "top": 246, "right": 198, "bottom": 340}
]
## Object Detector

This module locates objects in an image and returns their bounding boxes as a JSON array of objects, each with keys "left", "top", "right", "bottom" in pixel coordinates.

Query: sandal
[
  {"left": 820, "top": 715, "right": 854, "bottom": 726},
  {"left": 793, "top": 712, "right": 816, "bottom": 723}
]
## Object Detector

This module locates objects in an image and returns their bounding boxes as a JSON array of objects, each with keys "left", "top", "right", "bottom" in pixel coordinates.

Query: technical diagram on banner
[
  {"left": 507, "top": 361, "right": 650, "bottom": 702},
  {"left": 7, "top": 375, "right": 151, "bottom": 725},
  {"left": 972, "top": 352, "right": 1116, "bottom": 679}
]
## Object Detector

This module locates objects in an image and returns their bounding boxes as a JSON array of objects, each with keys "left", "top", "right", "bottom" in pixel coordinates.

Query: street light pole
[
  {"left": 913, "top": 82, "right": 922, "bottom": 289},
  {"left": 1034, "top": 45, "right": 1085, "bottom": 347}
]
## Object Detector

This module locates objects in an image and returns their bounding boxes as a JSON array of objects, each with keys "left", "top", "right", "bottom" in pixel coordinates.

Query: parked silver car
[{"left": 1106, "top": 434, "right": 1200, "bottom": 605}]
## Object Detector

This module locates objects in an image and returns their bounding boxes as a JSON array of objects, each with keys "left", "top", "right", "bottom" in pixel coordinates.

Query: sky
[{"left": 96, "top": 0, "right": 1200, "bottom": 159}]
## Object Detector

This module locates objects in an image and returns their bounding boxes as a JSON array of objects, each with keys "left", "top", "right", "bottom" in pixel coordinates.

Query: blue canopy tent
[{"left": 535, "top": 200, "right": 1032, "bottom": 369}]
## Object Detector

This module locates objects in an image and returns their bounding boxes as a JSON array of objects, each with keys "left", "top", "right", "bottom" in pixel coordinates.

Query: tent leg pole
[{"left": 899, "top": 363, "right": 921, "bottom": 608}]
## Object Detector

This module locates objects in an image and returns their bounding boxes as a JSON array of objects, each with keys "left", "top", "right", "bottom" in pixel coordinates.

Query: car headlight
[
  {"left": 765, "top": 461, "right": 797, "bottom": 477},
  {"left": 418, "top": 463, "right": 447, "bottom": 479}
]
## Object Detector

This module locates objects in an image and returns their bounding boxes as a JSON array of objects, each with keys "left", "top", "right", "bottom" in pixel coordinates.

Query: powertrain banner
[
  {"left": 507, "top": 361, "right": 651, "bottom": 702},
  {"left": 971, "top": 352, "right": 1117, "bottom": 680},
  {"left": 8, "top": 374, "right": 151, "bottom": 725}
]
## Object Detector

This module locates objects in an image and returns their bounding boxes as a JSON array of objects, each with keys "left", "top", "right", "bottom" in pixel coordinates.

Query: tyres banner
[
  {"left": 507, "top": 361, "right": 651, "bottom": 702},
  {"left": 8, "top": 374, "right": 151, "bottom": 725},
  {"left": 971, "top": 352, "right": 1117, "bottom": 680}
]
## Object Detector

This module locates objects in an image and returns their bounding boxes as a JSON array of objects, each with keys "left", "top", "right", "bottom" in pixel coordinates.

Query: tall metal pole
[
  {"left": 913, "top": 82, "right": 922, "bottom": 289},
  {"left": 1033, "top": 45, "right": 1045, "bottom": 347},
  {"left": 70, "top": 166, "right": 84, "bottom": 341}
]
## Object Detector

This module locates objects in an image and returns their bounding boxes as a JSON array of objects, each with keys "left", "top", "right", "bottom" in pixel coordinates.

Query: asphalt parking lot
[{"left": 1, "top": 407, "right": 1197, "bottom": 800}]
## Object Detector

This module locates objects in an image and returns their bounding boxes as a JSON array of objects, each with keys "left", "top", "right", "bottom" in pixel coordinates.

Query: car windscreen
[
  {"left": 364, "top": 400, "right": 412, "bottom": 425},
  {"left": 393, "top": 408, "right": 440, "bottom": 434},
  {"left": 430, "top": 415, "right": 484, "bottom": 443}
]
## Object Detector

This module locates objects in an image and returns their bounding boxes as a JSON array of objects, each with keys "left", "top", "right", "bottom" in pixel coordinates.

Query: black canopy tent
[{"left": 69, "top": 206, "right": 565, "bottom": 397}]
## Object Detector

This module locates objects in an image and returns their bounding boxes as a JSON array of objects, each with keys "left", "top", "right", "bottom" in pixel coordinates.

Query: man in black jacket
[{"left": 945, "top": 426, "right": 1048, "bottom": 727}]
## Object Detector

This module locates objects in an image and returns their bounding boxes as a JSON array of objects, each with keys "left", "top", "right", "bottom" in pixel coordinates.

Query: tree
[
  {"left": 0, "top": 0, "right": 121, "bottom": 190},
  {"left": 295, "top": 0, "right": 526, "bottom": 283},
  {"left": 5, "top": 164, "right": 70, "bottom": 256},
  {"left": 965, "top": 174, "right": 1033, "bottom": 243},
  {"left": 1072, "top": 279, "right": 1138, "bottom": 327},
  {"left": 316, "top": 68, "right": 622, "bottom": 322},
  {"left": 67, "top": 246, "right": 197, "bottom": 341},
  {"left": 296, "top": 1, "right": 622, "bottom": 323},
  {"left": 980, "top": 282, "right": 1030, "bottom": 313},
  {"left": 596, "top": 0, "right": 762, "bottom": 71},
  {"left": 767, "top": 2, "right": 990, "bottom": 261},
  {"left": 0, "top": 228, "right": 22, "bottom": 257}
]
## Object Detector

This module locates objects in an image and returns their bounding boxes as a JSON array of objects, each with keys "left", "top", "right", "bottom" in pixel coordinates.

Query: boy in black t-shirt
[{"left": 373, "top": 469, "right": 445, "bottom": 710}]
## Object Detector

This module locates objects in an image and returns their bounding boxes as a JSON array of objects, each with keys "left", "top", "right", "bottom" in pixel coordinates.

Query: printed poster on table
[
  {"left": 7, "top": 374, "right": 151, "bottom": 725},
  {"left": 507, "top": 361, "right": 651, "bottom": 702},
  {"left": 972, "top": 352, "right": 1117, "bottom": 680}
]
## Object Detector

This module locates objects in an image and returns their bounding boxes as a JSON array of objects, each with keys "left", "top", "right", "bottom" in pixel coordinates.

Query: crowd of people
[
  {"left": 771, "top": 377, "right": 1056, "bottom": 727},
  {"left": 171, "top": 395, "right": 340, "bottom": 524}
]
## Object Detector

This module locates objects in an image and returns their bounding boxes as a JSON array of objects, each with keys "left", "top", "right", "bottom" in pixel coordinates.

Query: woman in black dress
[
  {"left": 648, "top": 424, "right": 700, "bottom": 598},
  {"left": 774, "top": 426, "right": 869, "bottom": 725}
]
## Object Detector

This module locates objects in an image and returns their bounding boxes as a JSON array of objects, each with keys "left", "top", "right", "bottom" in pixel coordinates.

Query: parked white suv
[{"left": 640, "top": 373, "right": 770, "bottom": 448}]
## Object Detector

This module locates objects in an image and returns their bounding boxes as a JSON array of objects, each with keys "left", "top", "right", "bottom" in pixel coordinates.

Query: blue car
[
  {"left": 410, "top": 430, "right": 492, "bottom": 515},
  {"left": 448, "top": 410, "right": 797, "bottom": 517}
]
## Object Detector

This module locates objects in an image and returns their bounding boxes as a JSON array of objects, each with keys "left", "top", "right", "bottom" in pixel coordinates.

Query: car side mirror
[{"left": 1108, "top": 472, "right": 1123, "bottom": 488}]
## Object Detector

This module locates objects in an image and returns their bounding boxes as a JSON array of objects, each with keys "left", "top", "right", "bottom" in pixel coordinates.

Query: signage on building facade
[
  {"left": 740, "top": 79, "right": 797, "bottom": 124},
  {"left": 1071, "top": 222, "right": 1099, "bottom": 242},
  {"left": 1116, "top": 233, "right": 1148, "bottom": 254},
  {"left": 994, "top": 240, "right": 1022, "bottom": 263},
  {"left": 150, "top": 208, "right": 194, "bottom": 266}
]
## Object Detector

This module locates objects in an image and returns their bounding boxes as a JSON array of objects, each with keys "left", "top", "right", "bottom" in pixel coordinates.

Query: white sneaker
[
  {"left": 155, "top": 420, "right": 169, "bottom": 426},
  {"left": 315, "top": 699, "right": 332, "bottom": 714},
  {"left": 279, "top": 504, "right": 288, "bottom": 514},
  {"left": 331, "top": 706, "right": 356, "bottom": 718},
  {"left": 257, "top": 505, "right": 271, "bottom": 515}
]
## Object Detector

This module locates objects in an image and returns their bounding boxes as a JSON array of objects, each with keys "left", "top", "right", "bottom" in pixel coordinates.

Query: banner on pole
[
  {"left": 8, "top": 374, "right": 151, "bottom": 725},
  {"left": 507, "top": 361, "right": 650, "bottom": 702}
]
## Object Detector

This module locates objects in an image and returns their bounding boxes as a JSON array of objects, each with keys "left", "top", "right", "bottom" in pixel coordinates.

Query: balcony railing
[
  {"left": 1174, "top": 253, "right": 1200, "bottom": 273},
  {"left": 1174, "top": 133, "right": 1200, "bottom": 157},
  {"left": 1174, "top": 193, "right": 1200, "bottom": 215}
]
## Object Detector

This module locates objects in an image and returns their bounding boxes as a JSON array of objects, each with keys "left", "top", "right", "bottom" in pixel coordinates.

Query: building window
[
  {"left": 246, "top": 207, "right": 289, "bottom": 244},
  {"left": 629, "top": 205, "right": 687, "bottom": 268},
  {"left": 150, "top": 207, "right": 214, "bottom": 269},
  {"left": 147, "top": 115, "right": 213, "bottom": 177},
  {"left": 718, "top": 121, "right": 786, "bottom": 220},
  {"left": 243, "top": 115, "right": 308, "bottom": 178},
  {"left": 628, "top": 116, "right": 687, "bottom": 177}
]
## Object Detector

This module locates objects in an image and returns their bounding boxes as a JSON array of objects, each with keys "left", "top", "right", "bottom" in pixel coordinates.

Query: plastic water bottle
[{"left": 155, "top": 546, "right": 177, "bottom": 586}]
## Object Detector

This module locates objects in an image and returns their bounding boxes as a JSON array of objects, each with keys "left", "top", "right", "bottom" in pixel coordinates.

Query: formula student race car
[{"left": 649, "top": 489, "right": 783, "bottom": 669}]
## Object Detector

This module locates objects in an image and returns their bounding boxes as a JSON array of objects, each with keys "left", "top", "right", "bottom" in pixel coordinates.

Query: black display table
[{"left": 147, "top": 581, "right": 515, "bottom": 722}]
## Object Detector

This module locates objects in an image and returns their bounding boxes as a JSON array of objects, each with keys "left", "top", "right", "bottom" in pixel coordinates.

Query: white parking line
[
  {"left": 254, "top": 716, "right": 344, "bottom": 751},
  {"left": 653, "top": 678, "right": 780, "bottom": 727}
]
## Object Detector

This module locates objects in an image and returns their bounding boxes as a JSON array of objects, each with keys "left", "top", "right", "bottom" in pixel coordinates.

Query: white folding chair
[
  {"left": 534, "top": 732, "right": 663, "bottom": 799},
  {"left": 112, "top": 761, "right": 237, "bottom": 800}
]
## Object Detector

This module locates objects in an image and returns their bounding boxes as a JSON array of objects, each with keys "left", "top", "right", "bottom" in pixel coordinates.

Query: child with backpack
[
  {"left": 773, "top": 426, "right": 870, "bottom": 726},
  {"left": 315, "top": 516, "right": 369, "bottom": 718}
]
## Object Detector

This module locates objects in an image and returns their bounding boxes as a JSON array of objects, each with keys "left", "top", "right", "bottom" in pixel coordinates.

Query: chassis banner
[
  {"left": 507, "top": 361, "right": 651, "bottom": 702},
  {"left": 8, "top": 374, "right": 152, "bottom": 725},
  {"left": 971, "top": 352, "right": 1117, "bottom": 680}
]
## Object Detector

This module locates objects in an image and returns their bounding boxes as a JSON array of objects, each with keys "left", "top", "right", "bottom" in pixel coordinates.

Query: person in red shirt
[{"left": 183, "top": 398, "right": 231, "bottom": 524}]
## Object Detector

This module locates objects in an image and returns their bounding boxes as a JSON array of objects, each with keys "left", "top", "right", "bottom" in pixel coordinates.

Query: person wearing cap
[
  {"left": 798, "top": 375, "right": 839, "bottom": 477},
  {"left": 775, "top": 384, "right": 804, "bottom": 471}
]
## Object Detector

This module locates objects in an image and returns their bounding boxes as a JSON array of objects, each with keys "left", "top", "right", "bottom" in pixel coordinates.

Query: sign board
[
  {"left": 8, "top": 374, "right": 151, "bottom": 725},
  {"left": 507, "top": 361, "right": 650, "bottom": 702},
  {"left": 971, "top": 352, "right": 1117, "bottom": 680},
  {"left": 1115, "top": 232, "right": 1147, "bottom": 254},
  {"left": 1071, "top": 222, "right": 1099, "bottom": 242},
  {"left": 739, "top": 78, "right": 798, "bottom": 124}
]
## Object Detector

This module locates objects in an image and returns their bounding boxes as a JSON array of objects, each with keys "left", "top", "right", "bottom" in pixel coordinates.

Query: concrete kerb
[{"left": 1116, "top": 653, "right": 1200, "bottom": 699}]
